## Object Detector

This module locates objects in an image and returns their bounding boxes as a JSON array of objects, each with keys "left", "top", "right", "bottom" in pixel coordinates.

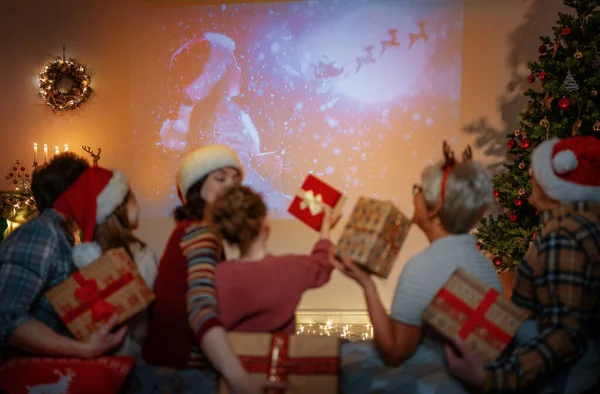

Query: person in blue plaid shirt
[
  {"left": 446, "top": 136, "right": 600, "bottom": 394},
  {"left": 0, "top": 153, "right": 126, "bottom": 360}
]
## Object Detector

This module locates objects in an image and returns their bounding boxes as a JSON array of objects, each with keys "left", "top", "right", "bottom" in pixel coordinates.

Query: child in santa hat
[
  {"left": 140, "top": 145, "right": 284, "bottom": 394},
  {"left": 158, "top": 32, "right": 291, "bottom": 217},
  {"left": 209, "top": 185, "right": 339, "bottom": 333},
  {"left": 445, "top": 136, "right": 600, "bottom": 394},
  {"left": 52, "top": 166, "right": 158, "bottom": 358}
]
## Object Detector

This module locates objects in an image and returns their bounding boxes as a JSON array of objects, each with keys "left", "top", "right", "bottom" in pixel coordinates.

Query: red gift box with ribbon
[
  {"left": 422, "top": 268, "right": 530, "bottom": 362},
  {"left": 45, "top": 248, "right": 155, "bottom": 341},
  {"left": 219, "top": 333, "right": 340, "bottom": 394},
  {"left": 288, "top": 174, "right": 346, "bottom": 232}
]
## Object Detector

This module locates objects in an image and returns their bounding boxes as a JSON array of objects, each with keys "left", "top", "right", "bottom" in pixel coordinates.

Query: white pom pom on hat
[
  {"left": 72, "top": 242, "right": 103, "bottom": 269},
  {"left": 531, "top": 137, "right": 600, "bottom": 203},
  {"left": 552, "top": 149, "right": 578, "bottom": 174}
]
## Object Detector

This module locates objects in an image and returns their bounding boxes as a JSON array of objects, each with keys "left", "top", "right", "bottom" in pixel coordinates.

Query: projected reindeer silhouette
[
  {"left": 26, "top": 369, "right": 76, "bottom": 394},
  {"left": 355, "top": 45, "right": 376, "bottom": 73},
  {"left": 408, "top": 21, "right": 429, "bottom": 49},
  {"left": 380, "top": 28, "right": 400, "bottom": 56}
]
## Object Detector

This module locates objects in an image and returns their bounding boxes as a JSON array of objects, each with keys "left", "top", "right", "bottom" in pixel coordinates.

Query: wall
[{"left": 0, "top": 0, "right": 561, "bottom": 314}]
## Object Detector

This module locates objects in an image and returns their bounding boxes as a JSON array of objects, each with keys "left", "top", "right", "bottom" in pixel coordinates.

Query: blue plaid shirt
[{"left": 0, "top": 209, "right": 75, "bottom": 357}]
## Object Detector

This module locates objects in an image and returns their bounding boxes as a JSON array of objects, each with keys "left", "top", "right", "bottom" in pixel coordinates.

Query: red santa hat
[
  {"left": 531, "top": 136, "right": 600, "bottom": 203},
  {"left": 177, "top": 144, "right": 244, "bottom": 202},
  {"left": 169, "top": 32, "right": 236, "bottom": 105},
  {"left": 53, "top": 167, "right": 129, "bottom": 268}
]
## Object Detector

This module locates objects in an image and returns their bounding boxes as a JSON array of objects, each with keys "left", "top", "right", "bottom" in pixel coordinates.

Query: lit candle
[
  {"left": 43, "top": 144, "right": 48, "bottom": 163},
  {"left": 33, "top": 143, "right": 38, "bottom": 164},
  {"left": 55, "top": 146, "right": 59, "bottom": 156},
  {"left": 64, "top": 144, "right": 69, "bottom": 152}
]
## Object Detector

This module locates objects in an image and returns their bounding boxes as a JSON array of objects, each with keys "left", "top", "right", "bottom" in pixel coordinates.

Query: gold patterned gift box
[
  {"left": 219, "top": 333, "right": 340, "bottom": 394},
  {"left": 45, "top": 248, "right": 155, "bottom": 341},
  {"left": 335, "top": 197, "right": 411, "bottom": 278},
  {"left": 422, "top": 268, "right": 530, "bottom": 363}
]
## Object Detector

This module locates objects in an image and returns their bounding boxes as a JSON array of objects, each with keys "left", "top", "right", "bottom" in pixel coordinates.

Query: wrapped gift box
[
  {"left": 45, "top": 248, "right": 155, "bottom": 341},
  {"left": 288, "top": 174, "right": 346, "bottom": 231},
  {"left": 422, "top": 268, "right": 530, "bottom": 362},
  {"left": 0, "top": 356, "right": 134, "bottom": 394},
  {"left": 219, "top": 333, "right": 340, "bottom": 394},
  {"left": 335, "top": 197, "right": 410, "bottom": 278}
]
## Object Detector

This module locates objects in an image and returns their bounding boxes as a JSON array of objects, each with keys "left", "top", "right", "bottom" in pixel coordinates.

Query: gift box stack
[
  {"left": 422, "top": 268, "right": 530, "bottom": 362},
  {"left": 288, "top": 174, "right": 346, "bottom": 231},
  {"left": 45, "top": 248, "right": 155, "bottom": 341},
  {"left": 335, "top": 197, "right": 411, "bottom": 278},
  {"left": 219, "top": 333, "right": 340, "bottom": 394}
]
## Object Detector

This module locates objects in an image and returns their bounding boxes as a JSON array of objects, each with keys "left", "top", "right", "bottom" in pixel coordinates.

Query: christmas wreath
[{"left": 38, "top": 47, "right": 92, "bottom": 112}]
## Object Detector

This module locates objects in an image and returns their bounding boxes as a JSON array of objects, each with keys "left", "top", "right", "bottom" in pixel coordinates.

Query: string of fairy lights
[{"left": 296, "top": 320, "right": 374, "bottom": 341}]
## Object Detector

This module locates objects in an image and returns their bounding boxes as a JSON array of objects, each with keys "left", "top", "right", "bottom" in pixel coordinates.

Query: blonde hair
[{"left": 210, "top": 186, "right": 266, "bottom": 248}]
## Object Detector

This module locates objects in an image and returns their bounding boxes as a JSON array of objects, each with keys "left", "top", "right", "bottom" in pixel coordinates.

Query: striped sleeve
[{"left": 180, "top": 223, "right": 224, "bottom": 342}]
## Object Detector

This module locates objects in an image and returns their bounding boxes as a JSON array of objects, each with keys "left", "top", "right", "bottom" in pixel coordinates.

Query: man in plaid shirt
[
  {"left": 0, "top": 153, "right": 125, "bottom": 360},
  {"left": 446, "top": 136, "right": 600, "bottom": 393}
]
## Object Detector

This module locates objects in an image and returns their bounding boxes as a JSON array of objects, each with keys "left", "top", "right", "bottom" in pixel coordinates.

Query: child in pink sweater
[{"left": 210, "top": 185, "right": 339, "bottom": 333}]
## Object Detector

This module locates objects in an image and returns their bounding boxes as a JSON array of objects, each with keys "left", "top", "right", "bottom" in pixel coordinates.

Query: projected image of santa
[{"left": 159, "top": 32, "right": 292, "bottom": 216}]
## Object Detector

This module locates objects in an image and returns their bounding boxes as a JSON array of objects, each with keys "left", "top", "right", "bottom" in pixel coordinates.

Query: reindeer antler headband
[{"left": 439, "top": 141, "right": 473, "bottom": 203}]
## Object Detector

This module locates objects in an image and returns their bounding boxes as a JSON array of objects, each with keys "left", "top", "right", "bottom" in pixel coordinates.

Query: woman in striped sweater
[{"left": 137, "top": 145, "right": 276, "bottom": 394}]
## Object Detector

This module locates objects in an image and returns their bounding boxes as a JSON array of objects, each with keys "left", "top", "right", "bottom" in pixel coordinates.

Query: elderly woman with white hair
[{"left": 333, "top": 142, "right": 502, "bottom": 394}]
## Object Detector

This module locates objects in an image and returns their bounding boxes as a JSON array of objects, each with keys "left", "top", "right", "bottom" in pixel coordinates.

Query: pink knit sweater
[{"left": 216, "top": 239, "right": 333, "bottom": 333}]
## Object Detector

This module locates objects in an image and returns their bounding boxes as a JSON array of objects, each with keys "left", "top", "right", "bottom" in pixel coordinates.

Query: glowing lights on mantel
[{"left": 33, "top": 143, "right": 68, "bottom": 166}]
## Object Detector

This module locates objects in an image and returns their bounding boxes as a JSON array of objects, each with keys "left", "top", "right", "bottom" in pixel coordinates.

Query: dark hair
[
  {"left": 210, "top": 185, "right": 266, "bottom": 248},
  {"left": 95, "top": 190, "right": 145, "bottom": 259},
  {"left": 31, "top": 152, "right": 90, "bottom": 212},
  {"left": 173, "top": 176, "right": 208, "bottom": 222}
]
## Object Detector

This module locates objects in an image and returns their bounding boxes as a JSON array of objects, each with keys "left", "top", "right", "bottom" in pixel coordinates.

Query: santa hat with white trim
[
  {"left": 52, "top": 166, "right": 130, "bottom": 268},
  {"left": 169, "top": 32, "right": 236, "bottom": 106},
  {"left": 177, "top": 144, "right": 244, "bottom": 202},
  {"left": 531, "top": 136, "right": 600, "bottom": 203}
]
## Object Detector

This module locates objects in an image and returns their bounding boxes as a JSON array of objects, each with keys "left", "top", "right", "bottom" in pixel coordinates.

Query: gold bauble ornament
[
  {"left": 519, "top": 162, "right": 526, "bottom": 170},
  {"left": 574, "top": 51, "right": 583, "bottom": 59},
  {"left": 514, "top": 128, "right": 522, "bottom": 137},
  {"left": 592, "top": 89, "right": 598, "bottom": 97},
  {"left": 519, "top": 188, "right": 527, "bottom": 196},
  {"left": 540, "top": 118, "right": 550, "bottom": 128},
  {"left": 594, "top": 120, "right": 600, "bottom": 132}
]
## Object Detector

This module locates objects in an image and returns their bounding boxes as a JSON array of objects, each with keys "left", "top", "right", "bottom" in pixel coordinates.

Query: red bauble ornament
[
  {"left": 507, "top": 139, "right": 517, "bottom": 149},
  {"left": 558, "top": 97, "right": 571, "bottom": 109},
  {"left": 532, "top": 232, "right": 537, "bottom": 240},
  {"left": 476, "top": 243, "right": 482, "bottom": 251},
  {"left": 538, "top": 45, "right": 547, "bottom": 53},
  {"left": 520, "top": 138, "right": 531, "bottom": 149},
  {"left": 493, "top": 189, "right": 501, "bottom": 198},
  {"left": 527, "top": 75, "right": 536, "bottom": 83},
  {"left": 510, "top": 212, "right": 518, "bottom": 222},
  {"left": 539, "top": 71, "right": 547, "bottom": 80},
  {"left": 515, "top": 198, "right": 524, "bottom": 207},
  {"left": 562, "top": 27, "right": 572, "bottom": 35},
  {"left": 492, "top": 256, "right": 502, "bottom": 267}
]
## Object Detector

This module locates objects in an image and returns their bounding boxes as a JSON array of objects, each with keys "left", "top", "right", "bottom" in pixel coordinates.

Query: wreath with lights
[{"left": 38, "top": 47, "right": 92, "bottom": 112}]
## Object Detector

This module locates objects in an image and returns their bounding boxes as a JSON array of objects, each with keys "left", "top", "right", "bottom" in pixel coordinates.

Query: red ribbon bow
[
  {"left": 61, "top": 271, "right": 134, "bottom": 325},
  {"left": 74, "top": 275, "right": 116, "bottom": 322}
]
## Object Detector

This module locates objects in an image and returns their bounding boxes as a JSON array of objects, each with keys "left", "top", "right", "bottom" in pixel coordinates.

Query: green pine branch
[{"left": 476, "top": 0, "right": 600, "bottom": 272}]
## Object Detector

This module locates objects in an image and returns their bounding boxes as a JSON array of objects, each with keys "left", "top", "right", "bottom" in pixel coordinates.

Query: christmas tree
[{"left": 476, "top": 0, "right": 600, "bottom": 272}]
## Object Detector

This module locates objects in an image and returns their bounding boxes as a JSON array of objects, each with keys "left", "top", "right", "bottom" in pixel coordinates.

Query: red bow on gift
[{"left": 74, "top": 275, "right": 116, "bottom": 322}]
